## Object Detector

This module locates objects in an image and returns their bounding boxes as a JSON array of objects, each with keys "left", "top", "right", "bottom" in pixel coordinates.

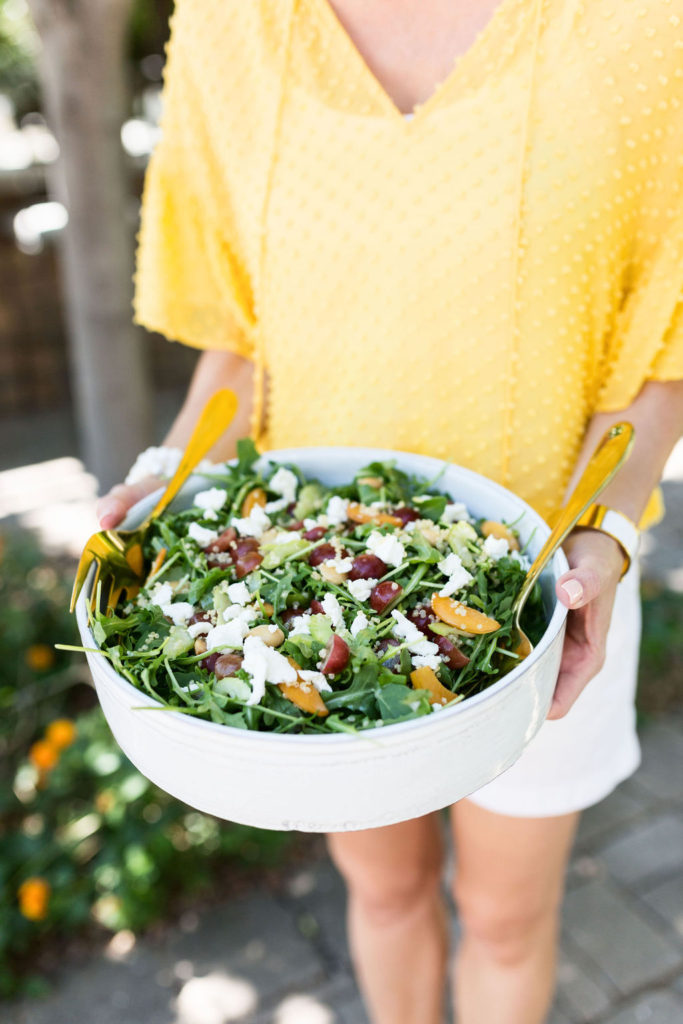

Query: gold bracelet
[{"left": 574, "top": 503, "right": 640, "bottom": 580}]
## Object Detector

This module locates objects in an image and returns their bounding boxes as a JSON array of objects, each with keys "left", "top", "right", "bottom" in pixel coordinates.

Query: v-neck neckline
[{"left": 312, "top": 0, "right": 526, "bottom": 124}]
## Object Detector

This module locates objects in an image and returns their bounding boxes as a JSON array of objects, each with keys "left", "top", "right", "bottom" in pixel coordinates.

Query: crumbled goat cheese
[
  {"left": 289, "top": 614, "right": 312, "bottom": 636},
  {"left": 188, "top": 621, "right": 211, "bottom": 638},
  {"left": 148, "top": 582, "right": 173, "bottom": 608},
  {"left": 483, "top": 535, "right": 510, "bottom": 560},
  {"left": 323, "top": 555, "right": 354, "bottom": 574},
  {"left": 264, "top": 497, "right": 288, "bottom": 513},
  {"left": 437, "top": 552, "right": 474, "bottom": 597},
  {"left": 325, "top": 496, "right": 350, "bottom": 525},
  {"left": 440, "top": 502, "right": 470, "bottom": 524},
  {"left": 347, "top": 578, "right": 377, "bottom": 601},
  {"left": 391, "top": 610, "right": 440, "bottom": 659},
  {"left": 231, "top": 504, "right": 271, "bottom": 539},
  {"left": 241, "top": 635, "right": 297, "bottom": 706},
  {"left": 298, "top": 669, "right": 332, "bottom": 693},
  {"left": 205, "top": 617, "right": 251, "bottom": 651},
  {"left": 203, "top": 509, "right": 218, "bottom": 521},
  {"left": 321, "top": 592, "right": 345, "bottom": 629},
  {"left": 221, "top": 605, "right": 258, "bottom": 626},
  {"left": 303, "top": 517, "right": 319, "bottom": 531},
  {"left": 161, "top": 602, "right": 194, "bottom": 626},
  {"left": 412, "top": 653, "right": 443, "bottom": 671},
  {"left": 350, "top": 610, "right": 370, "bottom": 636},
  {"left": 269, "top": 466, "right": 299, "bottom": 502},
  {"left": 226, "top": 581, "right": 250, "bottom": 605},
  {"left": 366, "top": 531, "right": 406, "bottom": 568},
  {"left": 187, "top": 522, "right": 220, "bottom": 547},
  {"left": 510, "top": 549, "right": 530, "bottom": 569},
  {"left": 193, "top": 487, "right": 228, "bottom": 512}
]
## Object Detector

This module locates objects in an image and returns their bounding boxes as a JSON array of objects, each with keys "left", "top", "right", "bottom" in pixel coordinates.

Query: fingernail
[{"left": 561, "top": 579, "right": 583, "bottom": 606}]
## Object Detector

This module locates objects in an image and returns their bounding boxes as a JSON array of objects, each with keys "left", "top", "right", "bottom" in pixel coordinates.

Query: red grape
[
  {"left": 369, "top": 581, "right": 403, "bottom": 613},
  {"left": 348, "top": 553, "right": 388, "bottom": 580}
]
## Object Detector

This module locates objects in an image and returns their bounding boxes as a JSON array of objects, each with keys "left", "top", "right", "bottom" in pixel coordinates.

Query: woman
[{"left": 98, "top": 2, "right": 683, "bottom": 1021}]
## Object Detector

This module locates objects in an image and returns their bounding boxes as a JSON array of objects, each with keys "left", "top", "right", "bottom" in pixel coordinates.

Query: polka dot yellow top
[{"left": 134, "top": 0, "right": 683, "bottom": 528}]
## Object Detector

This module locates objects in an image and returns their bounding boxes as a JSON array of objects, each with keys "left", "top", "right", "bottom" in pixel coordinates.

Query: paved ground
[
  {"left": 6, "top": 712, "right": 683, "bottom": 1024},
  {"left": 2, "top": 423, "right": 682, "bottom": 1024}
]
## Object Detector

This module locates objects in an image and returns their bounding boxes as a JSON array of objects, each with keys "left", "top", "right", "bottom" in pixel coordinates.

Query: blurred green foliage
[
  {"left": 0, "top": 529, "right": 292, "bottom": 998},
  {"left": 0, "top": 0, "right": 40, "bottom": 118},
  {"left": 0, "top": 0, "right": 173, "bottom": 120}
]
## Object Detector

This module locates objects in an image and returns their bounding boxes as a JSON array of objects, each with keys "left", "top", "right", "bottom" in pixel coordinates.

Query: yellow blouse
[{"left": 134, "top": 0, "right": 683, "bottom": 529}]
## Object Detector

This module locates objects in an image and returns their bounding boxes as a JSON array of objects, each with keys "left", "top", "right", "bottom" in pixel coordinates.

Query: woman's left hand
[{"left": 547, "top": 528, "right": 627, "bottom": 720}]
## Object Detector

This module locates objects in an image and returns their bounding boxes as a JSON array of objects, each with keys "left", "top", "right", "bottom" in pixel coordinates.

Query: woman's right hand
[{"left": 96, "top": 476, "right": 165, "bottom": 530}]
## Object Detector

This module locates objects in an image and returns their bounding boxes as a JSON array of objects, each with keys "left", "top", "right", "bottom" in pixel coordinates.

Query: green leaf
[{"left": 236, "top": 437, "right": 260, "bottom": 473}]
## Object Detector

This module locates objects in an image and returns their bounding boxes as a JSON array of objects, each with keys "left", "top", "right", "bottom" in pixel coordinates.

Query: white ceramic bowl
[{"left": 77, "top": 447, "right": 568, "bottom": 832}]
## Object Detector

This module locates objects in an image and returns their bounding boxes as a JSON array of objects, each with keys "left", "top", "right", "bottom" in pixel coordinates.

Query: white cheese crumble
[
  {"left": 268, "top": 466, "right": 299, "bottom": 503},
  {"left": 298, "top": 669, "right": 332, "bottom": 693},
  {"left": 321, "top": 592, "right": 345, "bottom": 629},
  {"left": 231, "top": 504, "right": 271, "bottom": 539},
  {"left": 440, "top": 501, "right": 470, "bottom": 524},
  {"left": 187, "top": 522, "right": 219, "bottom": 548},
  {"left": 161, "top": 601, "right": 194, "bottom": 626},
  {"left": 205, "top": 618, "right": 250, "bottom": 652},
  {"left": 412, "top": 653, "right": 442, "bottom": 671},
  {"left": 226, "top": 581, "right": 250, "bottom": 605},
  {"left": 193, "top": 487, "right": 228, "bottom": 513},
  {"left": 148, "top": 582, "right": 173, "bottom": 608},
  {"left": 366, "top": 531, "right": 406, "bottom": 568},
  {"left": 391, "top": 610, "right": 440, "bottom": 659},
  {"left": 264, "top": 497, "right": 288, "bottom": 513},
  {"left": 510, "top": 549, "right": 530, "bottom": 569},
  {"left": 242, "top": 635, "right": 297, "bottom": 706},
  {"left": 347, "top": 577, "right": 377, "bottom": 601},
  {"left": 188, "top": 621, "right": 211, "bottom": 638},
  {"left": 350, "top": 610, "right": 370, "bottom": 636},
  {"left": 483, "top": 535, "right": 510, "bottom": 560},
  {"left": 221, "top": 604, "right": 258, "bottom": 626},
  {"left": 289, "top": 614, "right": 312, "bottom": 636},
  {"left": 437, "top": 552, "right": 474, "bottom": 598},
  {"left": 325, "top": 496, "right": 350, "bottom": 525},
  {"left": 323, "top": 555, "right": 354, "bottom": 574}
]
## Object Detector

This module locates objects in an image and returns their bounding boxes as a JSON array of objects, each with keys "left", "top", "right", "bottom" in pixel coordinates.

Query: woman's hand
[
  {"left": 547, "top": 528, "right": 626, "bottom": 720},
  {"left": 96, "top": 476, "right": 165, "bottom": 530}
]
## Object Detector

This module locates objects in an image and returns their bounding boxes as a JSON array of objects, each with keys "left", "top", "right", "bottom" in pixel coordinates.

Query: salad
[{"left": 88, "top": 441, "right": 546, "bottom": 735}]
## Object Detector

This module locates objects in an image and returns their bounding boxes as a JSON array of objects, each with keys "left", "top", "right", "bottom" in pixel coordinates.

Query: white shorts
[{"left": 465, "top": 561, "right": 642, "bottom": 818}]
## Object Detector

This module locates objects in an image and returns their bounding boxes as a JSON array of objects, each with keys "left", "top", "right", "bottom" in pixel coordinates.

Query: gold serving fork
[
  {"left": 70, "top": 389, "right": 239, "bottom": 615},
  {"left": 507, "top": 422, "right": 635, "bottom": 659}
]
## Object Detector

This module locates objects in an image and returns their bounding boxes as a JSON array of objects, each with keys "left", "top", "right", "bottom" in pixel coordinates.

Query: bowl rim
[{"left": 77, "top": 446, "right": 569, "bottom": 745}]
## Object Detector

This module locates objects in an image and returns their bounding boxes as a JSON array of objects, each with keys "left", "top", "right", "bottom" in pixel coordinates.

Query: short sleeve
[
  {"left": 133, "top": 3, "right": 256, "bottom": 359},
  {"left": 594, "top": 212, "right": 683, "bottom": 412}
]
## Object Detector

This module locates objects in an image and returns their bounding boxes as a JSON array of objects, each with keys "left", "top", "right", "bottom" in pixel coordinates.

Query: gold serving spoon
[
  {"left": 70, "top": 388, "right": 239, "bottom": 614},
  {"left": 507, "top": 422, "right": 635, "bottom": 659}
]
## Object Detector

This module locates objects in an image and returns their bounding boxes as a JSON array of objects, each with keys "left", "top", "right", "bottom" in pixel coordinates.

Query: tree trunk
[{"left": 27, "top": 0, "right": 153, "bottom": 492}]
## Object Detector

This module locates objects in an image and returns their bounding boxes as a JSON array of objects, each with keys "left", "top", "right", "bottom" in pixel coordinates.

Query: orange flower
[
  {"left": 29, "top": 740, "right": 59, "bottom": 773},
  {"left": 45, "top": 719, "right": 76, "bottom": 751},
  {"left": 18, "top": 878, "right": 50, "bottom": 921},
  {"left": 25, "top": 644, "right": 56, "bottom": 672}
]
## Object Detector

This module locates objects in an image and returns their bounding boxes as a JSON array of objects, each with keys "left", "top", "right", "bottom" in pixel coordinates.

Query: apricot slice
[
  {"left": 277, "top": 657, "right": 329, "bottom": 717},
  {"left": 430, "top": 594, "right": 500, "bottom": 634},
  {"left": 241, "top": 487, "right": 267, "bottom": 517},
  {"left": 145, "top": 547, "right": 167, "bottom": 583},
  {"left": 347, "top": 502, "right": 403, "bottom": 528},
  {"left": 409, "top": 666, "right": 458, "bottom": 706},
  {"left": 481, "top": 520, "right": 520, "bottom": 551}
]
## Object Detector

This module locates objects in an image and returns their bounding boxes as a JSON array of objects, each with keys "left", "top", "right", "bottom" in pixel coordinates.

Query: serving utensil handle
[
  {"left": 144, "top": 389, "right": 240, "bottom": 526},
  {"left": 514, "top": 422, "right": 635, "bottom": 614}
]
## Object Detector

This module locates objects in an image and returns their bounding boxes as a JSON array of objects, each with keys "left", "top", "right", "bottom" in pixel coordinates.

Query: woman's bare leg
[
  {"left": 326, "top": 812, "right": 449, "bottom": 1024},
  {"left": 450, "top": 799, "right": 579, "bottom": 1024}
]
